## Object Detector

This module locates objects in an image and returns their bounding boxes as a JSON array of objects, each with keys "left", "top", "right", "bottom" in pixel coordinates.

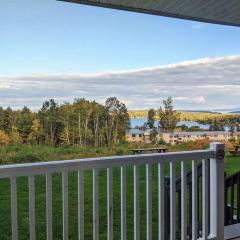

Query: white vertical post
[
  {"left": 29, "top": 176, "right": 36, "bottom": 240},
  {"left": 46, "top": 173, "right": 52, "bottom": 240},
  {"left": 170, "top": 161, "right": 176, "bottom": 240},
  {"left": 93, "top": 169, "right": 99, "bottom": 240},
  {"left": 134, "top": 165, "right": 140, "bottom": 240},
  {"left": 192, "top": 160, "right": 198, "bottom": 239},
  {"left": 78, "top": 170, "right": 84, "bottom": 240},
  {"left": 107, "top": 167, "right": 113, "bottom": 240},
  {"left": 181, "top": 161, "right": 187, "bottom": 240},
  {"left": 11, "top": 176, "right": 18, "bottom": 240},
  {"left": 209, "top": 142, "right": 225, "bottom": 240},
  {"left": 146, "top": 164, "right": 152, "bottom": 240},
  {"left": 62, "top": 171, "right": 69, "bottom": 240},
  {"left": 202, "top": 159, "right": 209, "bottom": 239},
  {"left": 158, "top": 163, "right": 164, "bottom": 240},
  {"left": 121, "top": 166, "right": 127, "bottom": 240}
]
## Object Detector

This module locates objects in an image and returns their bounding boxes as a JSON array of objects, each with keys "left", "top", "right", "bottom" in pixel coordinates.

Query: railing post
[{"left": 209, "top": 142, "right": 225, "bottom": 240}]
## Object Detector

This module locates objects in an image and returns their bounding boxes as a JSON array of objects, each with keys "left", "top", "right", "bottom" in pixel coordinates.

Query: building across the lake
[
  {"left": 126, "top": 129, "right": 239, "bottom": 144},
  {"left": 125, "top": 129, "right": 148, "bottom": 143}
]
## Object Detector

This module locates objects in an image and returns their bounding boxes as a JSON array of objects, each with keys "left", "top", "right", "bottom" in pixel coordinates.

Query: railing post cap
[
  {"left": 210, "top": 142, "right": 225, "bottom": 160},
  {"left": 210, "top": 142, "right": 225, "bottom": 150}
]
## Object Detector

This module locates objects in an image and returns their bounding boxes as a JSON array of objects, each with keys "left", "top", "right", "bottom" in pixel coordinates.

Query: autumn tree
[
  {"left": 28, "top": 119, "right": 43, "bottom": 144},
  {"left": 73, "top": 98, "right": 84, "bottom": 147},
  {"left": 60, "top": 127, "right": 69, "bottom": 145},
  {"left": 82, "top": 100, "right": 93, "bottom": 146},
  {"left": 16, "top": 106, "right": 33, "bottom": 143},
  {"left": 59, "top": 103, "right": 74, "bottom": 145},
  {"left": 39, "top": 99, "right": 63, "bottom": 147},
  {"left": 105, "top": 97, "right": 130, "bottom": 146},
  {"left": 91, "top": 102, "right": 101, "bottom": 146},
  {"left": 10, "top": 126, "right": 22, "bottom": 144},
  {"left": 0, "top": 107, "right": 15, "bottom": 134},
  {"left": 209, "top": 118, "right": 225, "bottom": 131},
  {"left": 147, "top": 108, "right": 155, "bottom": 129},
  {"left": 0, "top": 130, "right": 10, "bottom": 146},
  {"left": 158, "top": 97, "right": 180, "bottom": 133}
]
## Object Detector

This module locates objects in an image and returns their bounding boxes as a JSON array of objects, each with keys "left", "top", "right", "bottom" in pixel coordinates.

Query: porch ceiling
[{"left": 59, "top": 0, "right": 240, "bottom": 27}]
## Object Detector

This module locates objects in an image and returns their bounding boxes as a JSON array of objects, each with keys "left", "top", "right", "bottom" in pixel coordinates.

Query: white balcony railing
[{"left": 0, "top": 142, "right": 225, "bottom": 240}]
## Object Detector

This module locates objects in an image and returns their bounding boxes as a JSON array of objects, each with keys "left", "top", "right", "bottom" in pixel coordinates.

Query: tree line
[{"left": 0, "top": 97, "right": 130, "bottom": 147}]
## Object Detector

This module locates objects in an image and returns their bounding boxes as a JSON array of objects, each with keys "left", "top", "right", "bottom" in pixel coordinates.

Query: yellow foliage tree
[
  {"left": 28, "top": 119, "right": 42, "bottom": 144},
  {"left": 10, "top": 126, "right": 23, "bottom": 144},
  {"left": 60, "top": 127, "right": 69, "bottom": 145},
  {"left": 0, "top": 130, "right": 10, "bottom": 146}
]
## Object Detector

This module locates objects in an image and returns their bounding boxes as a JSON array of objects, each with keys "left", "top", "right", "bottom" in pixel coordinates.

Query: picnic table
[
  {"left": 229, "top": 145, "right": 240, "bottom": 157},
  {"left": 132, "top": 147, "right": 168, "bottom": 155}
]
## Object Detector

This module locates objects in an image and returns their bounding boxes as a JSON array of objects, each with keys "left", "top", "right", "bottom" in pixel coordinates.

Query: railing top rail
[{"left": 0, "top": 149, "right": 213, "bottom": 178}]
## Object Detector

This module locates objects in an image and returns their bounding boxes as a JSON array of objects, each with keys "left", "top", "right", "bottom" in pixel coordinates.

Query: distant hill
[
  {"left": 230, "top": 111, "right": 240, "bottom": 114},
  {"left": 213, "top": 108, "right": 240, "bottom": 113},
  {"left": 128, "top": 110, "right": 239, "bottom": 122},
  {"left": 178, "top": 110, "right": 221, "bottom": 114}
]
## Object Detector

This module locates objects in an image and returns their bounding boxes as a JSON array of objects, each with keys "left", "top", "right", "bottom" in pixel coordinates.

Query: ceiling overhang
[{"left": 59, "top": 0, "right": 240, "bottom": 27}]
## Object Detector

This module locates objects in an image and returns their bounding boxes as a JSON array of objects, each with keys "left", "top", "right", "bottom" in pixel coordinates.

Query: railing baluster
[
  {"left": 202, "top": 159, "right": 209, "bottom": 239},
  {"left": 230, "top": 178, "right": 234, "bottom": 224},
  {"left": 181, "top": 161, "right": 187, "bottom": 240},
  {"left": 146, "top": 164, "right": 152, "bottom": 240},
  {"left": 158, "top": 163, "right": 164, "bottom": 240},
  {"left": 224, "top": 177, "right": 228, "bottom": 225},
  {"left": 237, "top": 173, "right": 240, "bottom": 222},
  {"left": 121, "top": 166, "right": 127, "bottom": 240},
  {"left": 11, "top": 176, "right": 18, "bottom": 240},
  {"left": 178, "top": 190, "right": 181, "bottom": 237},
  {"left": 62, "top": 172, "right": 69, "bottom": 240},
  {"left": 29, "top": 176, "right": 36, "bottom": 240},
  {"left": 46, "top": 173, "right": 52, "bottom": 240},
  {"left": 93, "top": 169, "right": 99, "bottom": 240},
  {"left": 107, "top": 167, "right": 113, "bottom": 240},
  {"left": 134, "top": 165, "right": 140, "bottom": 240},
  {"left": 192, "top": 160, "right": 198, "bottom": 239},
  {"left": 170, "top": 161, "right": 176, "bottom": 240},
  {"left": 78, "top": 170, "right": 84, "bottom": 240}
]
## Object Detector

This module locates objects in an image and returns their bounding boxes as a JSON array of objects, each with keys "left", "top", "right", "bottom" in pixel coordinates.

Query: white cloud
[
  {"left": 194, "top": 96, "right": 206, "bottom": 104},
  {"left": 0, "top": 55, "right": 240, "bottom": 110}
]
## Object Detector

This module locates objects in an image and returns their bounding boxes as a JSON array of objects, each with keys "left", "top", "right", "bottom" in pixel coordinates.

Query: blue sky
[
  {"left": 1, "top": 0, "right": 240, "bottom": 75},
  {"left": 1, "top": 0, "right": 240, "bottom": 110}
]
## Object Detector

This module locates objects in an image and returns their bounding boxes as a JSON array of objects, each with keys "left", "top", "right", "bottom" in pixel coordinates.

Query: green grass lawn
[{"left": 0, "top": 144, "right": 239, "bottom": 240}]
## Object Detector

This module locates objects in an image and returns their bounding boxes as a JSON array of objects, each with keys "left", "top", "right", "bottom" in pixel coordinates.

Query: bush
[
  {"left": 9, "top": 153, "right": 42, "bottom": 163},
  {"left": 158, "top": 139, "right": 166, "bottom": 145},
  {"left": 115, "top": 148, "right": 124, "bottom": 155}
]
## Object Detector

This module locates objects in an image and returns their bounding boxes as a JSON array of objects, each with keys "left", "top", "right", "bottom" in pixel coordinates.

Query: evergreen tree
[{"left": 16, "top": 106, "right": 33, "bottom": 143}]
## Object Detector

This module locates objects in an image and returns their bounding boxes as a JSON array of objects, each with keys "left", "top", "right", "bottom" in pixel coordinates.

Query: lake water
[{"left": 131, "top": 118, "right": 210, "bottom": 129}]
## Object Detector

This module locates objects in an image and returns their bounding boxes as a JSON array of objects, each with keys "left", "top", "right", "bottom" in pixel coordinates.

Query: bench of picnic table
[
  {"left": 229, "top": 150, "right": 240, "bottom": 156},
  {"left": 131, "top": 147, "right": 168, "bottom": 155},
  {"left": 230, "top": 145, "right": 240, "bottom": 156}
]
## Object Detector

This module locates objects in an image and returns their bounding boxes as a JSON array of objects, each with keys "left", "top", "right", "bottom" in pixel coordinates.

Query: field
[{"left": 0, "top": 143, "right": 239, "bottom": 239}]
